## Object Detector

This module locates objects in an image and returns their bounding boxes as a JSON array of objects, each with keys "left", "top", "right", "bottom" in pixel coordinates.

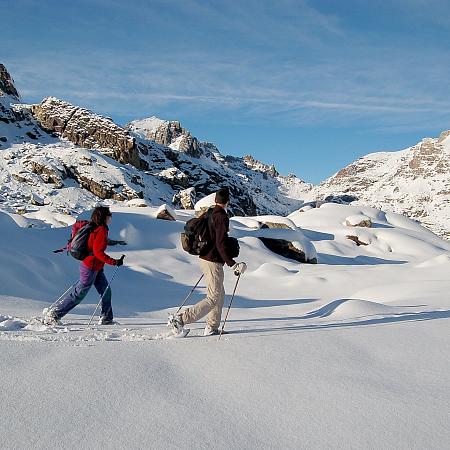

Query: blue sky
[{"left": 2, "top": 0, "right": 450, "bottom": 183}]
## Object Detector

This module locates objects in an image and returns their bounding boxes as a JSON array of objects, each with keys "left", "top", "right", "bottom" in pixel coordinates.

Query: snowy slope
[{"left": 1, "top": 203, "right": 449, "bottom": 449}]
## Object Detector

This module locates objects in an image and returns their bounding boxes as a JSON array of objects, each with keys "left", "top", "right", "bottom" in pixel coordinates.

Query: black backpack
[
  {"left": 68, "top": 221, "right": 97, "bottom": 260},
  {"left": 181, "top": 209, "right": 214, "bottom": 255},
  {"left": 226, "top": 236, "right": 240, "bottom": 259},
  {"left": 181, "top": 209, "right": 240, "bottom": 258}
]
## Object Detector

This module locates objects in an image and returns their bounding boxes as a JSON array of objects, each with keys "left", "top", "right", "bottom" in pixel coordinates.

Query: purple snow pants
[{"left": 52, "top": 263, "right": 113, "bottom": 321}]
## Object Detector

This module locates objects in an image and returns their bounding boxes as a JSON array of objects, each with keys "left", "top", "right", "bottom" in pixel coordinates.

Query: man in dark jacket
[{"left": 169, "top": 188, "right": 246, "bottom": 336}]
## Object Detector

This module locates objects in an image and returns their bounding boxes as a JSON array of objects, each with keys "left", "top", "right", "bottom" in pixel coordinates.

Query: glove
[
  {"left": 115, "top": 255, "right": 125, "bottom": 266},
  {"left": 232, "top": 262, "right": 247, "bottom": 276}
]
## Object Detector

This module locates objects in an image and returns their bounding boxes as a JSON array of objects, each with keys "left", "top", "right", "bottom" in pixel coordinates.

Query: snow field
[{"left": 1, "top": 202, "right": 450, "bottom": 449}]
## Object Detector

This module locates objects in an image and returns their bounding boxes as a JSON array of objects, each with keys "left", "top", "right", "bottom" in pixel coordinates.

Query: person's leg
[
  {"left": 180, "top": 259, "right": 223, "bottom": 326},
  {"left": 205, "top": 263, "right": 225, "bottom": 330},
  {"left": 52, "top": 264, "right": 96, "bottom": 319},
  {"left": 94, "top": 270, "right": 113, "bottom": 321}
]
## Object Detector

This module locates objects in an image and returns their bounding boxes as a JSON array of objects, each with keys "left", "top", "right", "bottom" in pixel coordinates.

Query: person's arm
[
  {"left": 107, "top": 238, "right": 127, "bottom": 246},
  {"left": 213, "top": 213, "right": 236, "bottom": 267},
  {"left": 93, "top": 227, "right": 118, "bottom": 266}
]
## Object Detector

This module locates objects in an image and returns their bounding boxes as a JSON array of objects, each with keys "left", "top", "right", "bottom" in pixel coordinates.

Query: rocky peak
[
  {"left": 31, "top": 97, "right": 142, "bottom": 168},
  {"left": 0, "top": 64, "right": 20, "bottom": 100},
  {"left": 147, "top": 120, "right": 202, "bottom": 158},
  {"left": 243, "top": 155, "right": 279, "bottom": 178},
  {"left": 126, "top": 116, "right": 166, "bottom": 138}
]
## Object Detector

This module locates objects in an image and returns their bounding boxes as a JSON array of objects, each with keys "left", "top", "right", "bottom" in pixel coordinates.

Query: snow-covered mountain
[
  {"left": 1, "top": 63, "right": 450, "bottom": 239},
  {"left": 309, "top": 132, "right": 450, "bottom": 238},
  {"left": 0, "top": 64, "right": 311, "bottom": 227}
]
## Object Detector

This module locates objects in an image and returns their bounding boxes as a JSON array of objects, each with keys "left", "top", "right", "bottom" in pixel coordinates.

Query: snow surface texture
[{"left": 1, "top": 203, "right": 450, "bottom": 449}]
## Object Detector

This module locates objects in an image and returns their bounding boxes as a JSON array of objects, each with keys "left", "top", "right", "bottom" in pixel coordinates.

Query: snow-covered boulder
[
  {"left": 30, "top": 193, "right": 44, "bottom": 206},
  {"left": 155, "top": 204, "right": 177, "bottom": 221},
  {"left": 195, "top": 193, "right": 216, "bottom": 216},
  {"left": 345, "top": 214, "right": 372, "bottom": 228},
  {"left": 291, "top": 238, "right": 318, "bottom": 263},
  {"left": 258, "top": 237, "right": 317, "bottom": 264},
  {"left": 254, "top": 215, "right": 297, "bottom": 230}
]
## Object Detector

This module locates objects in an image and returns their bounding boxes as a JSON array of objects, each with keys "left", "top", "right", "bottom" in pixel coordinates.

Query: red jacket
[{"left": 82, "top": 225, "right": 116, "bottom": 271}]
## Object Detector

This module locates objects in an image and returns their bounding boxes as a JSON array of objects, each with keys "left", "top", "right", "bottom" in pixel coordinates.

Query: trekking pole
[
  {"left": 176, "top": 274, "right": 204, "bottom": 314},
  {"left": 87, "top": 260, "right": 123, "bottom": 328},
  {"left": 47, "top": 280, "right": 78, "bottom": 310},
  {"left": 218, "top": 274, "right": 241, "bottom": 341}
]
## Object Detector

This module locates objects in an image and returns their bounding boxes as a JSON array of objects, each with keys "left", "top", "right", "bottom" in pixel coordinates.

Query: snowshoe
[{"left": 167, "top": 313, "right": 184, "bottom": 334}]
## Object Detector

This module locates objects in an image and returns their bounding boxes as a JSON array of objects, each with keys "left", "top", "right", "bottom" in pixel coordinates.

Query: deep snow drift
[{"left": 1, "top": 203, "right": 450, "bottom": 449}]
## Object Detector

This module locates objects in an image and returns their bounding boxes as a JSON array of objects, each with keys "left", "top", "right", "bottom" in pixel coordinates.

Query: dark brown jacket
[{"left": 200, "top": 205, "right": 236, "bottom": 267}]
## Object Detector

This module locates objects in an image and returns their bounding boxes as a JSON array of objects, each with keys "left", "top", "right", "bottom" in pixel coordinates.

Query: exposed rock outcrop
[
  {"left": 31, "top": 97, "right": 141, "bottom": 168},
  {"left": 0, "top": 64, "right": 20, "bottom": 99},
  {"left": 346, "top": 235, "right": 369, "bottom": 246},
  {"left": 173, "top": 187, "right": 196, "bottom": 209},
  {"left": 243, "top": 155, "right": 279, "bottom": 178},
  {"left": 147, "top": 121, "right": 201, "bottom": 158}
]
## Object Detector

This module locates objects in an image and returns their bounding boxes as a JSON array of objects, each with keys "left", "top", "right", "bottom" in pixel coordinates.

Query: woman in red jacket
[{"left": 44, "top": 206, "right": 124, "bottom": 326}]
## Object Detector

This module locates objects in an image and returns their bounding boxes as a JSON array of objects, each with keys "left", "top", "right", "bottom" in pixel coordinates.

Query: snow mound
[
  {"left": 230, "top": 217, "right": 262, "bottom": 229},
  {"left": 0, "top": 315, "right": 27, "bottom": 331},
  {"left": 330, "top": 299, "right": 403, "bottom": 319},
  {"left": 249, "top": 263, "right": 299, "bottom": 277},
  {"left": 415, "top": 253, "right": 450, "bottom": 268},
  {"left": 194, "top": 193, "right": 216, "bottom": 211}
]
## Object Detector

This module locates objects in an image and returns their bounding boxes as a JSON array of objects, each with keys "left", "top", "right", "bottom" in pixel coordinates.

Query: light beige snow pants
[{"left": 181, "top": 259, "right": 225, "bottom": 329}]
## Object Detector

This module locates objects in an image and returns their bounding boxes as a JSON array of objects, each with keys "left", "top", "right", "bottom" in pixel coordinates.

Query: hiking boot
[
  {"left": 204, "top": 325, "right": 228, "bottom": 336},
  {"left": 171, "top": 328, "right": 190, "bottom": 338},
  {"left": 97, "top": 317, "right": 119, "bottom": 325},
  {"left": 167, "top": 313, "right": 184, "bottom": 334},
  {"left": 42, "top": 308, "right": 62, "bottom": 326},
  {"left": 204, "top": 325, "right": 219, "bottom": 336}
]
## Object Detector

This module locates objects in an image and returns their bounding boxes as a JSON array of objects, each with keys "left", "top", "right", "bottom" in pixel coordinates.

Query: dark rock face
[
  {"left": 0, "top": 64, "right": 20, "bottom": 99},
  {"left": 258, "top": 237, "right": 317, "bottom": 263},
  {"left": 324, "top": 194, "right": 358, "bottom": 204},
  {"left": 31, "top": 97, "right": 141, "bottom": 168}
]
